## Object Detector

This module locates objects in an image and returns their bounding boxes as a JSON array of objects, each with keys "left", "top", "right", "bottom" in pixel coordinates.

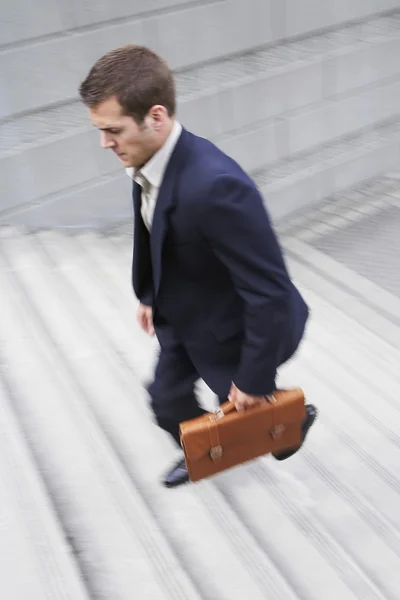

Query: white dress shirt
[{"left": 126, "top": 120, "right": 182, "bottom": 231}]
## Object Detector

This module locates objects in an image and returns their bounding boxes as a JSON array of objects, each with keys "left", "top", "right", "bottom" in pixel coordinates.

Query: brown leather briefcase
[{"left": 179, "top": 389, "right": 306, "bottom": 482}]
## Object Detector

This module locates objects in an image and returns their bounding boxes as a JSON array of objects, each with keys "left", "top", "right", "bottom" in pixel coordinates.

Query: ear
[{"left": 146, "top": 105, "right": 168, "bottom": 130}]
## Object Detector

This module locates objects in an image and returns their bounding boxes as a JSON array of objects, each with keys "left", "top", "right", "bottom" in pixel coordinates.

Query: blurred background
[
  {"left": 1, "top": 2, "right": 400, "bottom": 600},
  {"left": 2, "top": 0, "right": 400, "bottom": 228}
]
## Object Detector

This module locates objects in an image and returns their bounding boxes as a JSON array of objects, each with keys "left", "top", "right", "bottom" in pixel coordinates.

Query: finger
[
  {"left": 137, "top": 309, "right": 146, "bottom": 326},
  {"left": 146, "top": 317, "right": 155, "bottom": 336},
  {"left": 141, "top": 318, "right": 150, "bottom": 334}
]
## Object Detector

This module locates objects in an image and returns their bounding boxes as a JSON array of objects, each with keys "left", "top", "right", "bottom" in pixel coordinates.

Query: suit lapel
[{"left": 150, "top": 128, "right": 190, "bottom": 297}]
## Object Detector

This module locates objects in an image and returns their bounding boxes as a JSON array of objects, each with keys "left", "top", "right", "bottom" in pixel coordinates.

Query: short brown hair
[{"left": 79, "top": 45, "right": 176, "bottom": 122}]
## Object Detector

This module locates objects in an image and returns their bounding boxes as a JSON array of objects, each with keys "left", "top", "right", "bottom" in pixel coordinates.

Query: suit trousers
[
  {"left": 147, "top": 319, "right": 276, "bottom": 446},
  {"left": 147, "top": 320, "right": 230, "bottom": 445}
]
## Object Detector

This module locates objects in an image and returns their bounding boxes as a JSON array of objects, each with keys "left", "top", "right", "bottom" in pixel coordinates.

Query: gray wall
[{"left": 2, "top": 0, "right": 400, "bottom": 230}]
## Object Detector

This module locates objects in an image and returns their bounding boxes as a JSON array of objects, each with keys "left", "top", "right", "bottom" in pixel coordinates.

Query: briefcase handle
[{"left": 216, "top": 394, "right": 277, "bottom": 419}]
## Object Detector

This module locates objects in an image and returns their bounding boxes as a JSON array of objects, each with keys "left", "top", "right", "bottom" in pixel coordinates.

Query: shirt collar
[{"left": 126, "top": 120, "right": 182, "bottom": 188}]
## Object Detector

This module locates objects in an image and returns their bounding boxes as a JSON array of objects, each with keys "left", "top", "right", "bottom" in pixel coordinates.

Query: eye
[{"left": 109, "top": 129, "right": 121, "bottom": 135}]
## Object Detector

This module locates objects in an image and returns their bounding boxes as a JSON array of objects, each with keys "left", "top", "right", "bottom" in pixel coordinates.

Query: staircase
[{"left": 1, "top": 172, "right": 400, "bottom": 598}]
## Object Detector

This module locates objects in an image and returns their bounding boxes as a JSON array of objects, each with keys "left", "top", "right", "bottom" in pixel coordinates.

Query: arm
[
  {"left": 138, "top": 285, "right": 153, "bottom": 308},
  {"left": 202, "top": 174, "right": 291, "bottom": 396},
  {"left": 132, "top": 246, "right": 154, "bottom": 335}
]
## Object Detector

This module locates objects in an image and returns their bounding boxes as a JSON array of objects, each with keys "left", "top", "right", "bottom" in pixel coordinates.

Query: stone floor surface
[{"left": 1, "top": 172, "right": 400, "bottom": 599}]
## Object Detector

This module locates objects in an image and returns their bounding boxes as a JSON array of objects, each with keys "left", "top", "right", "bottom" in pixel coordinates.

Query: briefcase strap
[{"left": 207, "top": 415, "right": 223, "bottom": 463}]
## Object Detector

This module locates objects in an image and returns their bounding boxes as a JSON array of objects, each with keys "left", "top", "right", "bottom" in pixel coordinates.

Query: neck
[
  {"left": 148, "top": 117, "right": 175, "bottom": 158},
  {"left": 158, "top": 117, "right": 175, "bottom": 148},
  {"left": 137, "top": 118, "right": 176, "bottom": 171}
]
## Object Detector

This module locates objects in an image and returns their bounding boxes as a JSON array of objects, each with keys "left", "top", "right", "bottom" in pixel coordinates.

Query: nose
[{"left": 100, "top": 131, "right": 115, "bottom": 149}]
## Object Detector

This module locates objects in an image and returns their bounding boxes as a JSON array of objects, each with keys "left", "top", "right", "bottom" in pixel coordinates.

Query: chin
[{"left": 119, "top": 156, "right": 134, "bottom": 167}]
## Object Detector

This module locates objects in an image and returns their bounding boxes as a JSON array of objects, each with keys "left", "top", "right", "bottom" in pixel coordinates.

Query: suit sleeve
[
  {"left": 138, "top": 284, "right": 153, "bottom": 307},
  {"left": 202, "top": 174, "right": 291, "bottom": 395},
  {"left": 132, "top": 240, "right": 154, "bottom": 307}
]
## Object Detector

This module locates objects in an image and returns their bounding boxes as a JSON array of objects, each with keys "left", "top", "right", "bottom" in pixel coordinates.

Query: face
[{"left": 89, "top": 96, "right": 171, "bottom": 169}]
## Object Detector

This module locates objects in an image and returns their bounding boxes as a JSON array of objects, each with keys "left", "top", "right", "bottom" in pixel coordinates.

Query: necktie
[{"left": 138, "top": 173, "right": 152, "bottom": 231}]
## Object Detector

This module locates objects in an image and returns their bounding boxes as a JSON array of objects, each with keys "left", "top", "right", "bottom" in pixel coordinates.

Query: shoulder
[{"left": 179, "top": 130, "right": 257, "bottom": 200}]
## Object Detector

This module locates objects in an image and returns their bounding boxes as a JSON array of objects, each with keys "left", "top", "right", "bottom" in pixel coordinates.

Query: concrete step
[
  {"left": 292, "top": 285, "right": 400, "bottom": 395},
  {"left": 283, "top": 253, "right": 400, "bottom": 430},
  {"left": 211, "top": 465, "right": 366, "bottom": 600},
  {"left": 180, "top": 13, "right": 400, "bottom": 146},
  {"left": 36, "top": 230, "right": 157, "bottom": 387},
  {"left": 4, "top": 12, "right": 400, "bottom": 229},
  {"left": 2, "top": 215, "right": 400, "bottom": 597},
  {"left": 63, "top": 226, "right": 400, "bottom": 600},
  {"left": 276, "top": 176, "right": 400, "bottom": 239},
  {"left": 0, "top": 378, "right": 90, "bottom": 600},
  {"left": 33, "top": 229, "right": 352, "bottom": 599},
  {"left": 275, "top": 356, "right": 400, "bottom": 600},
  {"left": 0, "top": 231, "right": 202, "bottom": 600},
  {"left": 258, "top": 119, "right": 400, "bottom": 221},
  {"left": 284, "top": 237, "right": 400, "bottom": 323},
  {"left": 4, "top": 12, "right": 400, "bottom": 162},
  {"left": 282, "top": 289, "right": 400, "bottom": 482},
  {"left": 272, "top": 304, "right": 400, "bottom": 599},
  {"left": 279, "top": 230, "right": 400, "bottom": 347},
  {"left": 3, "top": 225, "right": 390, "bottom": 599},
  {"left": 0, "top": 228, "right": 301, "bottom": 600}
]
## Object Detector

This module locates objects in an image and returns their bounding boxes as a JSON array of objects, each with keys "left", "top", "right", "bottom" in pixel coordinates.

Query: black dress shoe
[
  {"left": 163, "top": 458, "right": 189, "bottom": 488},
  {"left": 273, "top": 404, "right": 317, "bottom": 461}
]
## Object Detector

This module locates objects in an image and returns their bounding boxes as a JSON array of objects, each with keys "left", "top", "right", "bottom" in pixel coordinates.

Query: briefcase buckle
[
  {"left": 210, "top": 445, "right": 223, "bottom": 460},
  {"left": 270, "top": 424, "right": 285, "bottom": 440}
]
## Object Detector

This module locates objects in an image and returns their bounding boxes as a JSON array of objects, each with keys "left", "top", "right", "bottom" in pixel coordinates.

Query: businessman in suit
[{"left": 80, "top": 45, "right": 316, "bottom": 487}]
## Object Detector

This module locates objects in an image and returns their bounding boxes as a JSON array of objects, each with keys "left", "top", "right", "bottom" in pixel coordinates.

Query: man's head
[{"left": 79, "top": 45, "right": 176, "bottom": 169}]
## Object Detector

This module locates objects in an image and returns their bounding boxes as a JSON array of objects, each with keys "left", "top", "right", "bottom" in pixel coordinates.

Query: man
[{"left": 80, "top": 45, "right": 317, "bottom": 487}]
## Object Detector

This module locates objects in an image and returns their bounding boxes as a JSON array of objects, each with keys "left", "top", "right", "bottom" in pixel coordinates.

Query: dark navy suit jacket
[{"left": 132, "top": 128, "right": 309, "bottom": 397}]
